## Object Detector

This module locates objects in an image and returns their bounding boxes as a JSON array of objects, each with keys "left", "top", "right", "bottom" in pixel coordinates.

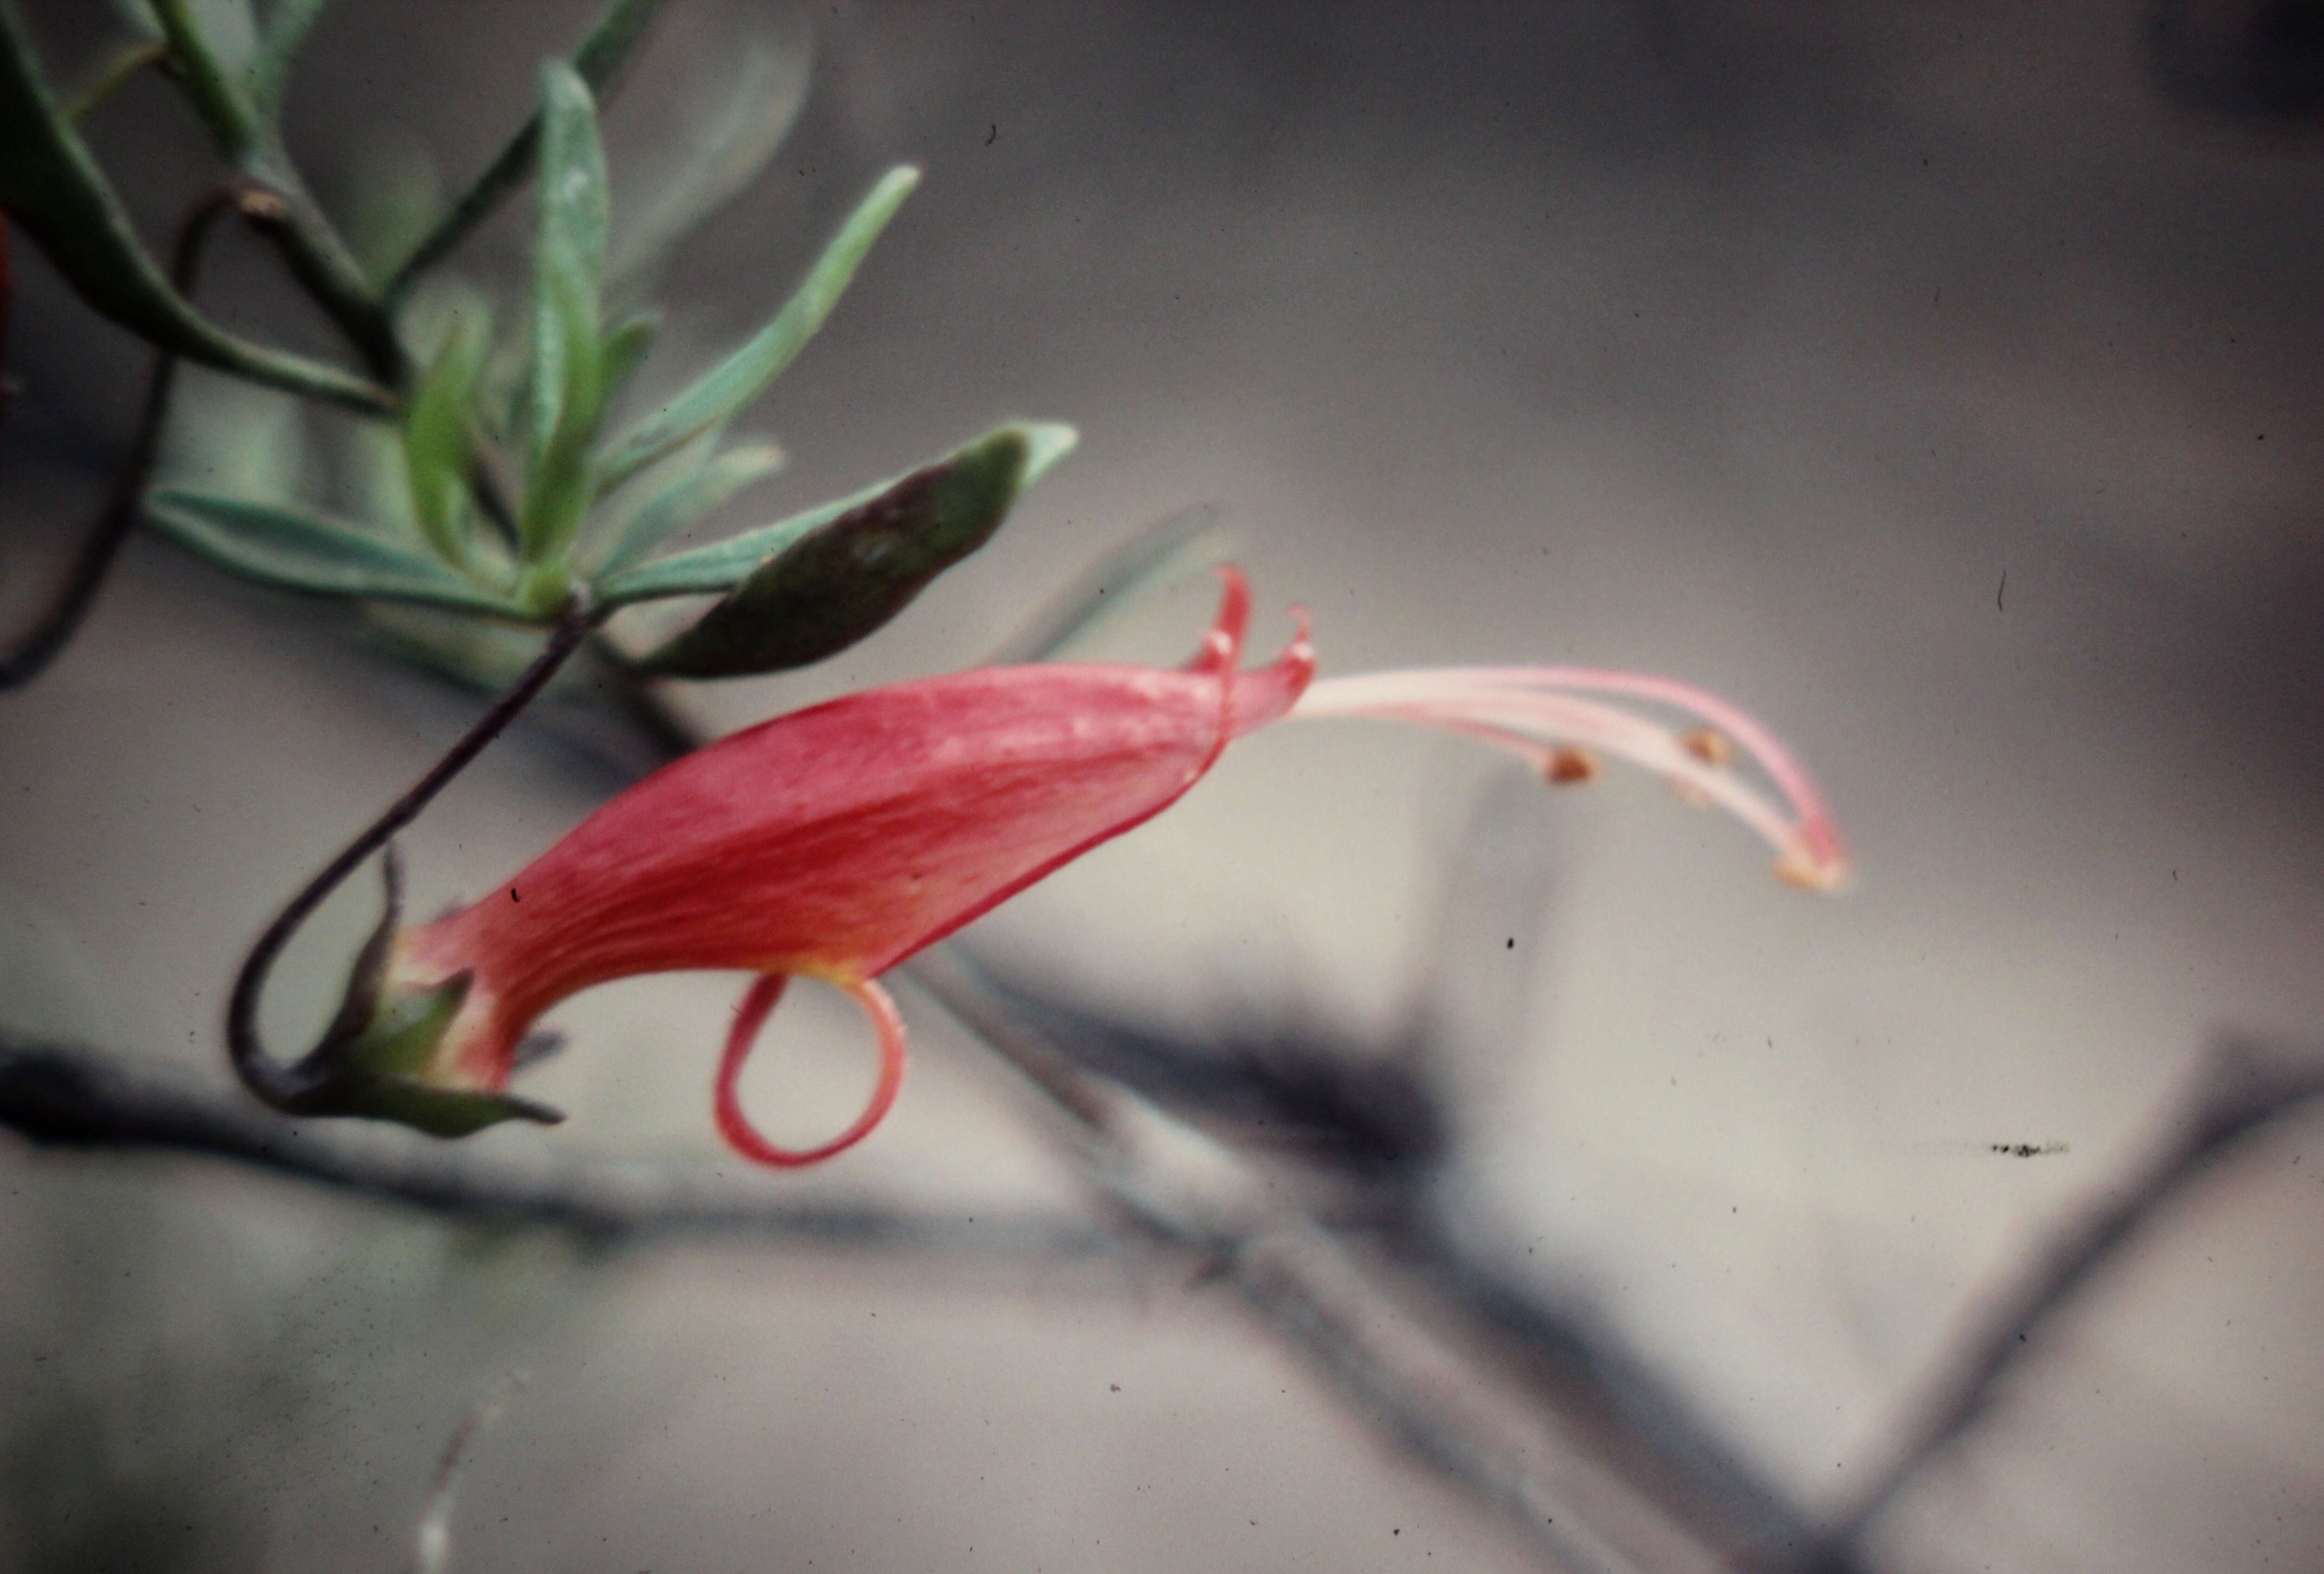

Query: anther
[
  {"left": 1679, "top": 728, "right": 1734, "bottom": 768},
  {"left": 1543, "top": 746, "right": 1599, "bottom": 785}
]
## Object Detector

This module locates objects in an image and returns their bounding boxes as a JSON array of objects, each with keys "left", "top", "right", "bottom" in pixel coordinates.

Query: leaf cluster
[{"left": 3, "top": 0, "right": 1075, "bottom": 680}]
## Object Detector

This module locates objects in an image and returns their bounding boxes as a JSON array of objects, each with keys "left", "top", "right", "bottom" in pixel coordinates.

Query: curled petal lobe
[{"left": 715, "top": 974, "right": 908, "bottom": 1168}]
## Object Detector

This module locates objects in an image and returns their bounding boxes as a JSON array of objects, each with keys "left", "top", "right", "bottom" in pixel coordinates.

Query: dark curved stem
[
  {"left": 0, "top": 189, "right": 232, "bottom": 691},
  {"left": 227, "top": 596, "right": 596, "bottom": 1109}
]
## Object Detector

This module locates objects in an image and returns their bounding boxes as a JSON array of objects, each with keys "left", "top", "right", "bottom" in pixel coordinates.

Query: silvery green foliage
[{"left": 0, "top": 0, "right": 1072, "bottom": 678}]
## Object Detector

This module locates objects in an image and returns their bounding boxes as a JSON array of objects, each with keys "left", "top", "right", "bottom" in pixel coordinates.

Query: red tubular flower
[
  {"left": 377, "top": 569, "right": 1313, "bottom": 1161},
  {"left": 349, "top": 568, "right": 1846, "bottom": 1166}
]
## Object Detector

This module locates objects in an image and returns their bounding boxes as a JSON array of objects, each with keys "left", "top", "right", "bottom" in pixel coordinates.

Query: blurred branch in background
[
  {"left": 949, "top": 943, "right": 2324, "bottom": 1572},
  {"left": 8, "top": 890, "right": 2322, "bottom": 1571},
  {"left": 0, "top": 1032, "right": 1108, "bottom": 1260},
  {"left": 907, "top": 942, "right": 1808, "bottom": 1574},
  {"left": 1821, "top": 1033, "right": 2324, "bottom": 1562},
  {"left": 17, "top": 965, "right": 2322, "bottom": 1571},
  {"left": 0, "top": 989, "right": 1817, "bottom": 1574}
]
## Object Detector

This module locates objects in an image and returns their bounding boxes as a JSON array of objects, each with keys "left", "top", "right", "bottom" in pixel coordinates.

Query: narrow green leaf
[
  {"left": 518, "top": 63, "right": 610, "bottom": 563},
  {"left": 533, "top": 60, "right": 609, "bottom": 298},
  {"left": 340, "top": 418, "right": 417, "bottom": 536},
  {"left": 145, "top": 489, "right": 523, "bottom": 613},
  {"left": 518, "top": 255, "right": 605, "bottom": 561},
  {"left": 403, "top": 310, "right": 489, "bottom": 569},
  {"left": 632, "top": 423, "right": 1060, "bottom": 677},
  {"left": 0, "top": 0, "right": 390, "bottom": 411},
  {"left": 527, "top": 62, "right": 607, "bottom": 467},
  {"left": 604, "top": 13, "right": 809, "bottom": 298},
  {"left": 595, "top": 477, "right": 861, "bottom": 602},
  {"left": 412, "top": 272, "right": 529, "bottom": 446},
  {"left": 592, "top": 165, "right": 920, "bottom": 494},
  {"left": 385, "top": 0, "right": 665, "bottom": 296},
  {"left": 524, "top": 234, "right": 590, "bottom": 480},
  {"left": 600, "top": 421, "right": 1073, "bottom": 604},
  {"left": 592, "top": 440, "right": 783, "bottom": 578},
  {"left": 985, "top": 503, "right": 1234, "bottom": 665},
  {"left": 392, "top": 272, "right": 492, "bottom": 386}
]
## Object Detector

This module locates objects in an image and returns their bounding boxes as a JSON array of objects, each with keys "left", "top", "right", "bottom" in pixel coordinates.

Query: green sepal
[
  {"left": 634, "top": 422, "right": 1067, "bottom": 678},
  {"left": 301, "top": 975, "right": 559, "bottom": 1136},
  {"left": 333, "top": 965, "right": 466, "bottom": 1080},
  {"left": 321, "top": 1073, "right": 564, "bottom": 1136},
  {"left": 273, "top": 856, "right": 565, "bottom": 1137}
]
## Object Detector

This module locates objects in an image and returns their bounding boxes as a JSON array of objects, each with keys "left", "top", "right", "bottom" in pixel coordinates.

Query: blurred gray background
[{"left": 4, "top": 1, "right": 2323, "bottom": 1570}]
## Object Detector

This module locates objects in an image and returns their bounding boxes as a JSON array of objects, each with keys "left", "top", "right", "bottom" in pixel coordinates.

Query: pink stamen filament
[
  {"left": 1292, "top": 668, "right": 1847, "bottom": 887},
  {"left": 714, "top": 974, "right": 909, "bottom": 1168}
]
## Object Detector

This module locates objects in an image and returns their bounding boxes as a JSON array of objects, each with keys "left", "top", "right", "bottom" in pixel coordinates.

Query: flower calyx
[{"left": 239, "top": 850, "right": 567, "bottom": 1137}]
